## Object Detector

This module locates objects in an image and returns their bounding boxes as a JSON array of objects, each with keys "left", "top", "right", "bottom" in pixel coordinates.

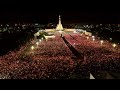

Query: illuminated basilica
[
  {"left": 56, "top": 15, "right": 64, "bottom": 31},
  {"left": 45, "top": 15, "right": 75, "bottom": 33}
]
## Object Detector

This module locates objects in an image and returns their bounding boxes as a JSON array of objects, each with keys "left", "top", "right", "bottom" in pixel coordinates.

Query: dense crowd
[
  {"left": 64, "top": 33, "right": 120, "bottom": 72},
  {"left": 0, "top": 32, "right": 120, "bottom": 79}
]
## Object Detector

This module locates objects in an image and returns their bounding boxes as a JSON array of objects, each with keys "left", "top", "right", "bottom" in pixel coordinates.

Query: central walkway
[{"left": 61, "top": 36, "right": 81, "bottom": 57}]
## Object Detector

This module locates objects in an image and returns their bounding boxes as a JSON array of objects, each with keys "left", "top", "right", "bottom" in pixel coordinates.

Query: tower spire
[
  {"left": 59, "top": 15, "right": 61, "bottom": 24},
  {"left": 56, "top": 15, "right": 63, "bottom": 31}
]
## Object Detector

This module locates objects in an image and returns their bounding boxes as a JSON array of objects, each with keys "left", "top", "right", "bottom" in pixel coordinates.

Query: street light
[
  {"left": 74, "top": 30, "right": 77, "bottom": 33},
  {"left": 92, "top": 36, "right": 95, "bottom": 39},
  {"left": 93, "top": 38, "right": 95, "bottom": 41},
  {"left": 100, "top": 40, "right": 103, "bottom": 45},
  {"left": 112, "top": 43, "right": 117, "bottom": 48},
  {"left": 87, "top": 36, "right": 89, "bottom": 40},
  {"left": 31, "top": 46, "right": 34, "bottom": 50},
  {"left": 39, "top": 39, "right": 41, "bottom": 42},
  {"left": 41, "top": 38, "right": 43, "bottom": 40},
  {"left": 15, "top": 24, "right": 17, "bottom": 26},
  {"left": 36, "top": 42, "right": 39, "bottom": 46}
]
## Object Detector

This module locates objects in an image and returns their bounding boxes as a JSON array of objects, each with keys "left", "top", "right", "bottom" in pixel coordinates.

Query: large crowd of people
[
  {"left": 0, "top": 31, "right": 120, "bottom": 79},
  {"left": 64, "top": 33, "right": 120, "bottom": 72}
]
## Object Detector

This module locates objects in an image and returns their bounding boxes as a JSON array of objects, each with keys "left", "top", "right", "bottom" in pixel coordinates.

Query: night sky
[{"left": 0, "top": 1, "right": 120, "bottom": 24}]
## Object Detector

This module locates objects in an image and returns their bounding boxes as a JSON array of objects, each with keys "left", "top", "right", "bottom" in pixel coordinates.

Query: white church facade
[
  {"left": 45, "top": 15, "right": 75, "bottom": 32},
  {"left": 34, "top": 15, "right": 92, "bottom": 38}
]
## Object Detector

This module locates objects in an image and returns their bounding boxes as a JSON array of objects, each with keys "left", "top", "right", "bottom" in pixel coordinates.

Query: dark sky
[{"left": 0, "top": 1, "right": 120, "bottom": 24}]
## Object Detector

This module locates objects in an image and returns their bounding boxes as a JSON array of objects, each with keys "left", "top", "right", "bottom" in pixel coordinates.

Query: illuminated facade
[
  {"left": 45, "top": 15, "right": 76, "bottom": 33},
  {"left": 56, "top": 15, "right": 63, "bottom": 31}
]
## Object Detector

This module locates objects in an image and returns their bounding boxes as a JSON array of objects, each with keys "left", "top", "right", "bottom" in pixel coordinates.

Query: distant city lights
[{"left": 110, "top": 38, "right": 112, "bottom": 41}]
